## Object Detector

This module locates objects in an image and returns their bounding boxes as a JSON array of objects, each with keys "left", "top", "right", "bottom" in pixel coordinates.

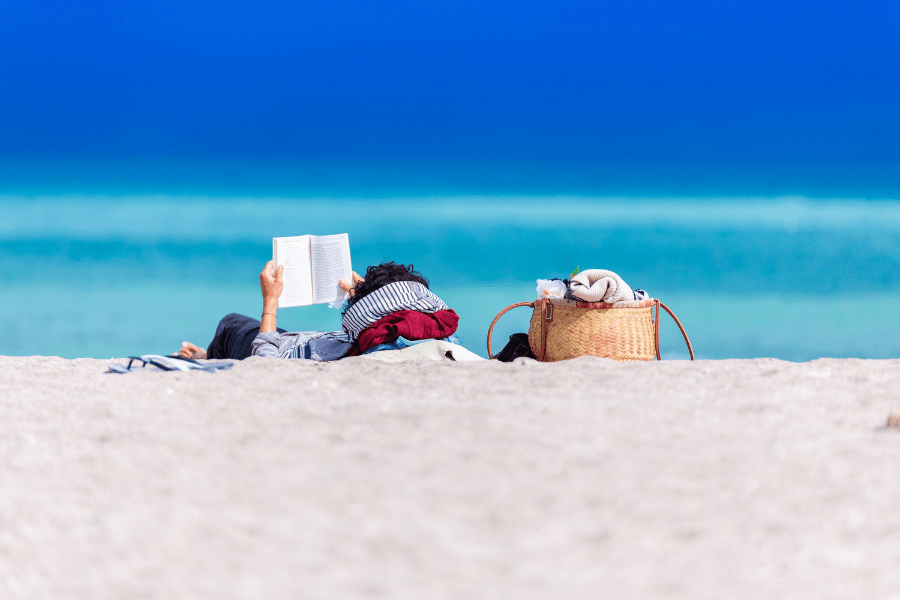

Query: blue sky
[{"left": 1, "top": 0, "right": 898, "bottom": 163}]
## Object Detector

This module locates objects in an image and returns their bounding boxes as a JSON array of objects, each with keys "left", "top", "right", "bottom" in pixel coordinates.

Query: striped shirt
[{"left": 341, "top": 281, "right": 448, "bottom": 341}]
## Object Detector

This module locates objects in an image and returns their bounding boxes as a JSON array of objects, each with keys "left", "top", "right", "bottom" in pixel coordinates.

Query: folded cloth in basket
[{"left": 568, "top": 269, "right": 636, "bottom": 303}]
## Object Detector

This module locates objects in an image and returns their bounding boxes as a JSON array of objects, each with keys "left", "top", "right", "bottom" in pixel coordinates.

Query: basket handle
[
  {"left": 654, "top": 300, "right": 695, "bottom": 360},
  {"left": 486, "top": 302, "right": 535, "bottom": 359}
]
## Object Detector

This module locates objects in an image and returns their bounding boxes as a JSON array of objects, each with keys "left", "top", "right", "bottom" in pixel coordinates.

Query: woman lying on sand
[{"left": 178, "top": 261, "right": 459, "bottom": 361}]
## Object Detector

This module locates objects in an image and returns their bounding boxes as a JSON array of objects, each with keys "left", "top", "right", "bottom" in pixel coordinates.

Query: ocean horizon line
[
  {"left": 2, "top": 157, "right": 899, "bottom": 198},
  {"left": 3, "top": 194, "right": 900, "bottom": 243}
]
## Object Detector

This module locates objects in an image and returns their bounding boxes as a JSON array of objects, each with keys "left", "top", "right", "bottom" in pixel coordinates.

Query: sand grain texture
[{"left": 1, "top": 355, "right": 898, "bottom": 599}]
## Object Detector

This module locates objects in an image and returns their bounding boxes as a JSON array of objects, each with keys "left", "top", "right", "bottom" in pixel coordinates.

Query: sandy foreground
[{"left": 1, "top": 351, "right": 898, "bottom": 599}]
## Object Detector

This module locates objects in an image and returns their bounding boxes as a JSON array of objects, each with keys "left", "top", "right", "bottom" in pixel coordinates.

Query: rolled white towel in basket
[{"left": 569, "top": 269, "right": 636, "bottom": 303}]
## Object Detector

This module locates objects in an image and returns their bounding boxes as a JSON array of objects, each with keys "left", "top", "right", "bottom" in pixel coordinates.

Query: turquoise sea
[{"left": 2, "top": 161, "right": 899, "bottom": 361}]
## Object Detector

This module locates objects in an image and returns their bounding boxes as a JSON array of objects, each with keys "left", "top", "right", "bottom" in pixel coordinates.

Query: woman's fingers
[
  {"left": 339, "top": 277, "right": 361, "bottom": 296},
  {"left": 261, "top": 260, "right": 275, "bottom": 277},
  {"left": 261, "top": 261, "right": 282, "bottom": 285},
  {"left": 179, "top": 341, "right": 202, "bottom": 358},
  {"left": 337, "top": 271, "right": 364, "bottom": 297}
]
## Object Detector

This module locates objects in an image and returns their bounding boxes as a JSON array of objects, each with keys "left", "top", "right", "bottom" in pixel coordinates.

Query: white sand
[{"left": 1, "top": 354, "right": 898, "bottom": 599}]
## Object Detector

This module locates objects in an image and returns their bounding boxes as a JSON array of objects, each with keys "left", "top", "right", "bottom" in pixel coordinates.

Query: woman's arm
[{"left": 259, "top": 261, "right": 284, "bottom": 333}]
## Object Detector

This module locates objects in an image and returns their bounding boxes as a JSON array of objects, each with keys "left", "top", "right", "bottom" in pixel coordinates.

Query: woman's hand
[
  {"left": 259, "top": 261, "right": 283, "bottom": 333},
  {"left": 339, "top": 271, "right": 365, "bottom": 296},
  {"left": 260, "top": 261, "right": 284, "bottom": 305},
  {"left": 178, "top": 341, "right": 207, "bottom": 359}
]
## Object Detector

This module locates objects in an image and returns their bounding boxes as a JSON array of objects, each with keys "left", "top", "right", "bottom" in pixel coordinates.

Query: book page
[
  {"left": 273, "top": 236, "right": 313, "bottom": 308},
  {"left": 310, "top": 233, "right": 352, "bottom": 305}
]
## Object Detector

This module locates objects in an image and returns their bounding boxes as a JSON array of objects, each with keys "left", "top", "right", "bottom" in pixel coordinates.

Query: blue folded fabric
[{"left": 362, "top": 335, "right": 460, "bottom": 355}]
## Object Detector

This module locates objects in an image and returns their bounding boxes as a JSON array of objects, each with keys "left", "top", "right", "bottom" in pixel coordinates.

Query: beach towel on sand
[
  {"left": 109, "top": 355, "right": 234, "bottom": 374},
  {"left": 569, "top": 269, "right": 635, "bottom": 303}
]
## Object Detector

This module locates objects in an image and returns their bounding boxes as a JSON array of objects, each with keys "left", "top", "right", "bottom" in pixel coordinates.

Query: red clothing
[{"left": 348, "top": 309, "right": 459, "bottom": 356}]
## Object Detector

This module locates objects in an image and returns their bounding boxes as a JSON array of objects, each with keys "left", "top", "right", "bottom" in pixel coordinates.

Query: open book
[{"left": 273, "top": 233, "right": 353, "bottom": 308}]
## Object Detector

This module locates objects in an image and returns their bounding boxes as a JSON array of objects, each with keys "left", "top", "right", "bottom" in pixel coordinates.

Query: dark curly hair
[{"left": 345, "top": 262, "right": 430, "bottom": 309}]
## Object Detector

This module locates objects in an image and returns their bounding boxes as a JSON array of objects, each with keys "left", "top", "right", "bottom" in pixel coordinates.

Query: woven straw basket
[{"left": 487, "top": 297, "right": 694, "bottom": 362}]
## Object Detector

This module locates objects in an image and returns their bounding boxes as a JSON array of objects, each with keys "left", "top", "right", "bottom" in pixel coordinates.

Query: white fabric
[
  {"left": 568, "top": 269, "right": 635, "bottom": 303},
  {"left": 353, "top": 340, "right": 484, "bottom": 363}
]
